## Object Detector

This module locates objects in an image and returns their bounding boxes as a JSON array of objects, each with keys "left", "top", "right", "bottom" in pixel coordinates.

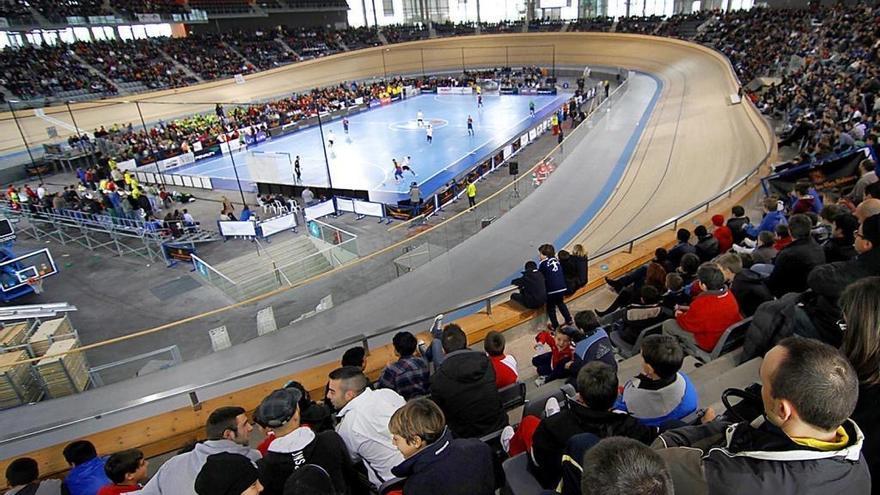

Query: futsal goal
[{"left": 246, "top": 151, "right": 296, "bottom": 184}]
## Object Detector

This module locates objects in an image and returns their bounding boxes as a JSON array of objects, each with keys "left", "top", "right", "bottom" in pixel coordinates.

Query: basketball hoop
[{"left": 26, "top": 276, "right": 43, "bottom": 294}]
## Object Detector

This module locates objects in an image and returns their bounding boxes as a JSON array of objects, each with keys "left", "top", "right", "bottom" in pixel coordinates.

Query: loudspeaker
[{"left": 508, "top": 161, "right": 519, "bottom": 175}]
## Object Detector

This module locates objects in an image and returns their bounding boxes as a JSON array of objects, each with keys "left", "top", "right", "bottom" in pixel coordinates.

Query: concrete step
[{"left": 695, "top": 357, "right": 761, "bottom": 409}]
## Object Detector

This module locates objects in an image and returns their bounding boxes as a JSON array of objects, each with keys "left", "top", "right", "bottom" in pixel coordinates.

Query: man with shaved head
[{"left": 854, "top": 198, "right": 880, "bottom": 223}]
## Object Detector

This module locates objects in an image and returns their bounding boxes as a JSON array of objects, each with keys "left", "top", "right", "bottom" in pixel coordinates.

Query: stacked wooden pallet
[
  {"left": 0, "top": 350, "right": 40, "bottom": 408},
  {"left": 28, "top": 316, "right": 74, "bottom": 357},
  {"left": 35, "top": 339, "right": 89, "bottom": 398},
  {"left": 0, "top": 322, "right": 29, "bottom": 351}
]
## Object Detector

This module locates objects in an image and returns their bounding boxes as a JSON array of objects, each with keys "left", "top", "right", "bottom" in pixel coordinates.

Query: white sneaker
[
  {"left": 544, "top": 397, "right": 561, "bottom": 417},
  {"left": 534, "top": 376, "right": 547, "bottom": 388},
  {"left": 500, "top": 425, "right": 515, "bottom": 453}
]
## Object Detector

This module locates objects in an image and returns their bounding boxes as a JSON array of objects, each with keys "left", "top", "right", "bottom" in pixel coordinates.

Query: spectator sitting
[
  {"left": 745, "top": 197, "right": 787, "bottom": 239},
  {"left": 484, "top": 330, "right": 518, "bottom": 389},
  {"left": 240, "top": 205, "right": 253, "bottom": 222},
  {"left": 677, "top": 253, "right": 701, "bottom": 289},
  {"left": 839, "top": 277, "right": 880, "bottom": 487},
  {"left": 855, "top": 198, "right": 880, "bottom": 223},
  {"left": 613, "top": 285, "right": 672, "bottom": 345},
  {"left": 529, "top": 362, "right": 658, "bottom": 488},
  {"left": 580, "top": 437, "right": 673, "bottom": 495},
  {"left": 257, "top": 381, "right": 333, "bottom": 456},
  {"left": 614, "top": 335, "right": 698, "bottom": 427},
  {"left": 694, "top": 225, "right": 720, "bottom": 262},
  {"left": 194, "top": 453, "right": 263, "bottom": 495},
  {"left": 773, "top": 224, "right": 792, "bottom": 251},
  {"left": 63, "top": 440, "right": 112, "bottom": 495},
  {"left": 510, "top": 260, "right": 547, "bottom": 309},
  {"left": 377, "top": 331, "right": 430, "bottom": 400},
  {"left": 847, "top": 158, "right": 878, "bottom": 205},
  {"left": 711, "top": 214, "right": 733, "bottom": 253},
  {"left": 767, "top": 214, "right": 826, "bottom": 297},
  {"left": 4, "top": 457, "right": 65, "bottom": 495},
  {"left": 430, "top": 324, "right": 508, "bottom": 438},
  {"left": 791, "top": 181, "right": 819, "bottom": 215},
  {"left": 661, "top": 272, "right": 690, "bottom": 311},
  {"left": 570, "top": 243, "right": 589, "bottom": 289},
  {"left": 804, "top": 214, "right": 880, "bottom": 347},
  {"left": 654, "top": 338, "right": 870, "bottom": 494},
  {"left": 726, "top": 205, "right": 750, "bottom": 245},
  {"left": 533, "top": 326, "right": 574, "bottom": 386},
  {"left": 599, "top": 257, "right": 666, "bottom": 316},
  {"left": 137, "top": 406, "right": 261, "bottom": 495},
  {"left": 559, "top": 250, "right": 584, "bottom": 295},
  {"left": 716, "top": 253, "right": 772, "bottom": 318},
  {"left": 325, "top": 366, "right": 404, "bottom": 488},
  {"left": 663, "top": 263, "right": 742, "bottom": 355},
  {"left": 567, "top": 310, "right": 617, "bottom": 382},
  {"left": 668, "top": 228, "right": 697, "bottom": 268},
  {"left": 255, "top": 388, "right": 357, "bottom": 495},
  {"left": 824, "top": 212, "right": 859, "bottom": 262},
  {"left": 739, "top": 230, "right": 778, "bottom": 266},
  {"left": 97, "top": 449, "right": 147, "bottom": 495},
  {"left": 389, "top": 398, "right": 495, "bottom": 495}
]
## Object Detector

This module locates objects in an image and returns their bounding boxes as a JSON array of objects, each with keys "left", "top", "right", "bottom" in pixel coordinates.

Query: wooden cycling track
[{"left": 0, "top": 33, "right": 774, "bottom": 478}]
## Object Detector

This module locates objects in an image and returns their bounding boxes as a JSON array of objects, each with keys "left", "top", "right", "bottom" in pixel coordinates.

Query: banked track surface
[{"left": 0, "top": 33, "right": 773, "bottom": 465}]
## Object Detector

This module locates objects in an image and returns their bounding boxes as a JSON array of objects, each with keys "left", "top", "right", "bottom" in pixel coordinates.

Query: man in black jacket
[
  {"left": 767, "top": 213, "right": 826, "bottom": 297},
  {"left": 255, "top": 388, "right": 359, "bottom": 495},
  {"left": 529, "top": 361, "right": 658, "bottom": 488},
  {"left": 429, "top": 324, "right": 508, "bottom": 439},
  {"left": 805, "top": 213, "right": 880, "bottom": 346},
  {"left": 654, "top": 338, "right": 870, "bottom": 495},
  {"left": 727, "top": 205, "right": 750, "bottom": 245},
  {"left": 510, "top": 261, "right": 547, "bottom": 309},
  {"left": 668, "top": 229, "right": 697, "bottom": 268},
  {"left": 716, "top": 253, "right": 772, "bottom": 317},
  {"left": 694, "top": 225, "right": 720, "bottom": 262}
]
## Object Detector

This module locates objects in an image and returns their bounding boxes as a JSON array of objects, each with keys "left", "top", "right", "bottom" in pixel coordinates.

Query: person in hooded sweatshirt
[
  {"left": 429, "top": 324, "right": 508, "bottom": 438},
  {"left": 136, "top": 406, "right": 261, "bottom": 495},
  {"left": 62, "top": 441, "right": 111, "bottom": 495},
  {"left": 4, "top": 457, "right": 66, "bottom": 495},
  {"left": 389, "top": 398, "right": 494, "bottom": 495},
  {"left": 255, "top": 388, "right": 358, "bottom": 495}
]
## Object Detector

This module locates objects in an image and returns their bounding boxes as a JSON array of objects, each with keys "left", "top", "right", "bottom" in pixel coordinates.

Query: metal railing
[{"left": 0, "top": 62, "right": 774, "bottom": 446}]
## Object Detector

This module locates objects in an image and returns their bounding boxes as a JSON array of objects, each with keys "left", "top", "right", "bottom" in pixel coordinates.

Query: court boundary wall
[{"left": 0, "top": 32, "right": 776, "bottom": 483}]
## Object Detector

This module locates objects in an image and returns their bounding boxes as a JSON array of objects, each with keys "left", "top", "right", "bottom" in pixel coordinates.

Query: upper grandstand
[{"left": 0, "top": 2, "right": 879, "bottom": 494}]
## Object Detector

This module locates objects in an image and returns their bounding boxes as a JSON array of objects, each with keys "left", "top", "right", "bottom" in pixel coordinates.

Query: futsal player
[
  {"left": 425, "top": 123, "right": 433, "bottom": 144},
  {"left": 529, "top": 100, "right": 536, "bottom": 117},
  {"left": 294, "top": 155, "right": 301, "bottom": 183},
  {"left": 393, "top": 159, "right": 404, "bottom": 183},
  {"left": 477, "top": 94, "right": 483, "bottom": 108},
  {"left": 467, "top": 115, "right": 474, "bottom": 136},
  {"left": 417, "top": 110, "right": 424, "bottom": 127},
  {"left": 342, "top": 117, "right": 350, "bottom": 134},
  {"left": 327, "top": 130, "right": 335, "bottom": 148},
  {"left": 403, "top": 156, "right": 416, "bottom": 177}
]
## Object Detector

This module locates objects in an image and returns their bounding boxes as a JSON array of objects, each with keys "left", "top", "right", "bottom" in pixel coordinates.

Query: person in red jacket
[
  {"left": 711, "top": 214, "right": 733, "bottom": 253},
  {"left": 484, "top": 331, "right": 518, "bottom": 389},
  {"left": 662, "top": 263, "right": 742, "bottom": 354},
  {"left": 533, "top": 327, "right": 574, "bottom": 386},
  {"left": 97, "top": 449, "right": 148, "bottom": 495}
]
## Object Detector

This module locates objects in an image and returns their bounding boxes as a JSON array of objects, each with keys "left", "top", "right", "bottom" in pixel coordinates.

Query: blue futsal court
[{"left": 174, "top": 92, "right": 568, "bottom": 203}]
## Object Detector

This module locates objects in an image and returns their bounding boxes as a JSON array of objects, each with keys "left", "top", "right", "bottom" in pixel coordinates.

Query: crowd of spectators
[
  {"left": 528, "top": 18, "right": 566, "bottom": 32},
  {"left": 336, "top": 26, "right": 381, "bottom": 50},
  {"left": 221, "top": 29, "right": 297, "bottom": 70},
  {"left": 111, "top": 0, "right": 188, "bottom": 16},
  {"left": 381, "top": 23, "right": 430, "bottom": 43},
  {"left": 73, "top": 39, "right": 197, "bottom": 90},
  {"left": 567, "top": 16, "right": 614, "bottom": 32},
  {"left": 478, "top": 20, "right": 524, "bottom": 34},
  {"left": 156, "top": 32, "right": 256, "bottom": 80},
  {"left": 0, "top": 44, "right": 115, "bottom": 100},
  {"left": 614, "top": 14, "right": 666, "bottom": 34},
  {"left": 29, "top": 0, "right": 110, "bottom": 22},
  {"left": 279, "top": 25, "right": 342, "bottom": 59},
  {"left": 0, "top": 0, "right": 33, "bottom": 25}
]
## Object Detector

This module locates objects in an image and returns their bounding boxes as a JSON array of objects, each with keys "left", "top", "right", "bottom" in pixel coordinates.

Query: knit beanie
[
  {"left": 712, "top": 214, "right": 724, "bottom": 227},
  {"left": 283, "top": 464, "right": 337, "bottom": 495},
  {"left": 194, "top": 453, "right": 259, "bottom": 495}
]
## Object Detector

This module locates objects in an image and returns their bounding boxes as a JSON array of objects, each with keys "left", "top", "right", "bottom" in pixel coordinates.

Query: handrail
[
  {"left": 191, "top": 254, "right": 237, "bottom": 285},
  {"left": 0, "top": 285, "right": 517, "bottom": 445}
]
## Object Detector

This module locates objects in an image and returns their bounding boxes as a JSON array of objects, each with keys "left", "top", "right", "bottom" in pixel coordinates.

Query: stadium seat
[
  {"left": 687, "top": 317, "right": 753, "bottom": 363},
  {"left": 499, "top": 381, "right": 527, "bottom": 412},
  {"left": 608, "top": 320, "right": 664, "bottom": 358},
  {"left": 502, "top": 453, "right": 544, "bottom": 495}
]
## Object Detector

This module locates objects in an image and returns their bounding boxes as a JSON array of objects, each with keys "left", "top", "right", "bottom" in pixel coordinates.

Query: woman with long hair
[{"left": 839, "top": 276, "right": 880, "bottom": 490}]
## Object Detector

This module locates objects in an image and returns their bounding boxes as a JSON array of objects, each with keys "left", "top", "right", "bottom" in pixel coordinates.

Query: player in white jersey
[{"left": 417, "top": 110, "right": 424, "bottom": 127}]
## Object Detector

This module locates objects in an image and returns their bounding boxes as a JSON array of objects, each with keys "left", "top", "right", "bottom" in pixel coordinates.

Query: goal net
[{"left": 247, "top": 151, "right": 295, "bottom": 183}]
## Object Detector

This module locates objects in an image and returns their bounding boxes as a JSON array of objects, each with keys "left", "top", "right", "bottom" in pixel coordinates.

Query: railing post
[
  {"left": 672, "top": 218, "right": 678, "bottom": 231},
  {"left": 189, "top": 391, "right": 202, "bottom": 411},
  {"left": 627, "top": 241, "right": 634, "bottom": 254},
  {"left": 485, "top": 297, "right": 492, "bottom": 315}
]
